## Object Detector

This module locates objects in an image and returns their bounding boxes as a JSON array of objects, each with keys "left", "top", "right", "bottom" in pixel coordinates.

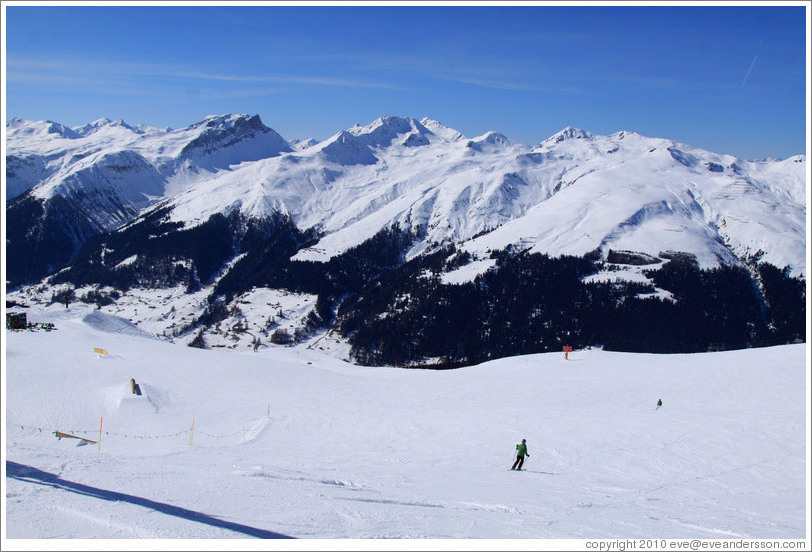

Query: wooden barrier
[{"left": 53, "top": 430, "right": 97, "bottom": 444}]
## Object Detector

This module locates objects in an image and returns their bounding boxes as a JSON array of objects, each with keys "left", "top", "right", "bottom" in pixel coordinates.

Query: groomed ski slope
[{"left": 3, "top": 304, "right": 808, "bottom": 542}]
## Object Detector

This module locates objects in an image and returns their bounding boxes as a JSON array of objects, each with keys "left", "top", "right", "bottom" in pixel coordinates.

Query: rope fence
[{"left": 11, "top": 406, "right": 273, "bottom": 451}]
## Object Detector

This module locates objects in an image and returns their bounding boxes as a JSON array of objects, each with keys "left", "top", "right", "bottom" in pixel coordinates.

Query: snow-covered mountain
[
  {"left": 8, "top": 114, "right": 806, "bottom": 278},
  {"left": 5, "top": 114, "right": 293, "bottom": 284},
  {"left": 5, "top": 114, "right": 807, "bottom": 365},
  {"left": 6, "top": 113, "right": 292, "bottom": 203}
]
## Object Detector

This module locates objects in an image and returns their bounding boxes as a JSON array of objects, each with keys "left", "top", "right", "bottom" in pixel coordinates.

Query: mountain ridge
[
  {"left": 6, "top": 113, "right": 807, "bottom": 282},
  {"left": 5, "top": 113, "right": 807, "bottom": 366}
]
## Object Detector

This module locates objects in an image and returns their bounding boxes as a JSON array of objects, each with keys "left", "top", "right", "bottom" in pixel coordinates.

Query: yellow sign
[{"left": 94, "top": 348, "right": 108, "bottom": 356}]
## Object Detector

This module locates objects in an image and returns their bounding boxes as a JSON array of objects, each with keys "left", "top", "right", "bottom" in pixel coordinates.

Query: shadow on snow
[{"left": 6, "top": 461, "right": 294, "bottom": 539}]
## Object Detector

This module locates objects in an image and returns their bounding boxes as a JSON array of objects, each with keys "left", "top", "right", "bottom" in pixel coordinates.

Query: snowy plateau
[{"left": 2, "top": 304, "right": 808, "bottom": 543}]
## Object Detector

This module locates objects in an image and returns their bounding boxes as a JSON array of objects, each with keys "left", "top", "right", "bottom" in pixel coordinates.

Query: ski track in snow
[{"left": 3, "top": 305, "right": 808, "bottom": 541}]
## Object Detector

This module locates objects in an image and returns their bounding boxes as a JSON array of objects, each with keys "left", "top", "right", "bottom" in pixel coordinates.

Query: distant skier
[
  {"left": 656, "top": 398, "right": 662, "bottom": 410},
  {"left": 511, "top": 439, "right": 529, "bottom": 470}
]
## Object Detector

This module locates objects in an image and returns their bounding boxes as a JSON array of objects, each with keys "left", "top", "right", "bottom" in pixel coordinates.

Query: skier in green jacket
[{"left": 511, "top": 439, "right": 529, "bottom": 470}]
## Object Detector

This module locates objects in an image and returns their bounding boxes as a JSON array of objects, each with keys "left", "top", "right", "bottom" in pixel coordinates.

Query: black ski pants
[{"left": 511, "top": 455, "right": 525, "bottom": 470}]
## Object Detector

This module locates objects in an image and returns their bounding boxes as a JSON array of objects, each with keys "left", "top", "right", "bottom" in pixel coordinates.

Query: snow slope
[{"left": 3, "top": 304, "right": 808, "bottom": 542}]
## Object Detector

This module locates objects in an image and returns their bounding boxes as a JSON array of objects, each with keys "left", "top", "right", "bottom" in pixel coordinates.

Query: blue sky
[{"left": 4, "top": 3, "right": 808, "bottom": 159}]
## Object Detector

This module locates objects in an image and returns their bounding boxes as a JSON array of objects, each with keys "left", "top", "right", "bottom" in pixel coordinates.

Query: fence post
[{"left": 98, "top": 417, "right": 103, "bottom": 452}]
